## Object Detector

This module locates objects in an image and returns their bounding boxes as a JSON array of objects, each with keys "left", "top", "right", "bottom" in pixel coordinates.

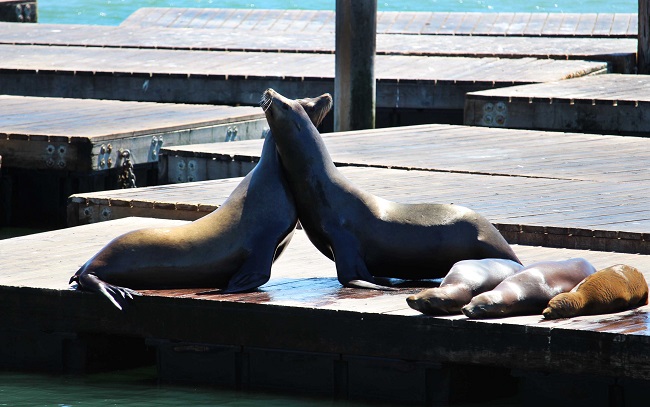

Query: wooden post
[
  {"left": 639, "top": 0, "right": 650, "bottom": 73},
  {"left": 334, "top": 0, "right": 377, "bottom": 131}
]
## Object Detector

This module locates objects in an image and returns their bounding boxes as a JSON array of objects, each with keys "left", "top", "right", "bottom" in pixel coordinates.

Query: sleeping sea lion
[
  {"left": 543, "top": 264, "right": 648, "bottom": 319},
  {"left": 406, "top": 258, "right": 524, "bottom": 315},
  {"left": 462, "top": 258, "right": 596, "bottom": 319}
]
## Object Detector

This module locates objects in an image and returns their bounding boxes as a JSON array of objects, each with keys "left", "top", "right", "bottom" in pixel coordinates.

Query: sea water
[
  {"left": 38, "top": 0, "right": 637, "bottom": 26},
  {"left": 6, "top": 0, "right": 635, "bottom": 404}
]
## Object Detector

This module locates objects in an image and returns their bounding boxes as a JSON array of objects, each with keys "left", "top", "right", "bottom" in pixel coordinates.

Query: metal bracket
[
  {"left": 97, "top": 143, "right": 113, "bottom": 170},
  {"left": 225, "top": 126, "right": 238, "bottom": 142},
  {"left": 149, "top": 136, "right": 164, "bottom": 161},
  {"left": 45, "top": 143, "right": 68, "bottom": 169},
  {"left": 481, "top": 101, "right": 508, "bottom": 127}
]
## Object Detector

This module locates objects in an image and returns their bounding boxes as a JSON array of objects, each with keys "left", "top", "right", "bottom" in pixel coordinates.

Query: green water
[{"left": 0, "top": 368, "right": 389, "bottom": 406}]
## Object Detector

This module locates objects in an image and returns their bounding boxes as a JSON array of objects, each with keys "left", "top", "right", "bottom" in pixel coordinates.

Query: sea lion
[
  {"left": 462, "top": 258, "right": 596, "bottom": 319},
  {"left": 543, "top": 264, "right": 649, "bottom": 319},
  {"left": 261, "top": 88, "right": 521, "bottom": 289},
  {"left": 69, "top": 94, "right": 333, "bottom": 310},
  {"left": 406, "top": 258, "right": 524, "bottom": 315}
]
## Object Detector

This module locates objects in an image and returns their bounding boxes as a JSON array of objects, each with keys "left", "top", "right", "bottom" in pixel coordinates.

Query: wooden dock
[
  {"left": 68, "top": 123, "right": 650, "bottom": 254},
  {"left": 158, "top": 123, "right": 650, "bottom": 183},
  {"left": 0, "top": 22, "right": 636, "bottom": 73},
  {"left": 465, "top": 74, "right": 650, "bottom": 136},
  {"left": 122, "top": 8, "right": 638, "bottom": 38},
  {"left": 68, "top": 164, "right": 650, "bottom": 255},
  {"left": 0, "top": 95, "right": 265, "bottom": 228},
  {"left": 1, "top": 216, "right": 649, "bottom": 404},
  {"left": 0, "top": 44, "right": 607, "bottom": 112}
]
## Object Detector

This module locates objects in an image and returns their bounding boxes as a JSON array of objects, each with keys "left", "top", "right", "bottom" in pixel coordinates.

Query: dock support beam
[
  {"left": 334, "top": 0, "right": 377, "bottom": 131},
  {"left": 639, "top": 0, "right": 650, "bottom": 73}
]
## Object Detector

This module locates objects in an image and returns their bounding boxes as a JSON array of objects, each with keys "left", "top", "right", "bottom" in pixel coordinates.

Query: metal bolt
[
  {"left": 58, "top": 160, "right": 66, "bottom": 168},
  {"left": 46, "top": 145, "right": 55, "bottom": 154},
  {"left": 58, "top": 145, "right": 66, "bottom": 155},
  {"left": 100, "top": 145, "right": 106, "bottom": 154},
  {"left": 100, "top": 207, "right": 111, "bottom": 220},
  {"left": 100, "top": 159, "right": 106, "bottom": 168},
  {"left": 107, "top": 144, "right": 113, "bottom": 153},
  {"left": 107, "top": 157, "right": 113, "bottom": 167},
  {"left": 45, "top": 158, "right": 54, "bottom": 167},
  {"left": 83, "top": 207, "right": 92, "bottom": 217}
]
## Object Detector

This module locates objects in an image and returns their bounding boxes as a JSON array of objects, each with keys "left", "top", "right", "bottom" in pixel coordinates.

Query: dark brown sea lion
[
  {"left": 261, "top": 88, "right": 521, "bottom": 290},
  {"left": 69, "top": 94, "right": 333, "bottom": 310},
  {"left": 406, "top": 258, "right": 524, "bottom": 315},
  {"left": 543, "top": 264, "right": 648, "bottom": 319},
  {"left": 462, "top": 258, "right": 596, "bottom": 319}
]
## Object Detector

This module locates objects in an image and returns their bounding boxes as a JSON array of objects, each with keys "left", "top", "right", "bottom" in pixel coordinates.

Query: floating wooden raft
[
  {"left": 1, "top": 217, "right": 650, "bottom": 403},
  {"left": 0, "top": 94, "right": 264, "bottom": 227},
  {"left": 153, "top": 123, "right": 650, "bottom": 254},
  {"left": 0, "top": 22, "right": 636, "bottom": 73},
  {"left": 0, "top": 95, "right": 264, "bottom": 172},
  {"left": 465, "top": 74, "right": 650, "bottom": 136},
  {"left": 68, "top": 165, "right": 650, "bottom": 254},
  {"left": 122, "top": 8, "right": 638, "bottom": 38},
  {"left": 0, "top": 44, "right": 607, "bottom": 109},
  {"left": 159, "top": 123, "right": 650, "bottom": 184}
]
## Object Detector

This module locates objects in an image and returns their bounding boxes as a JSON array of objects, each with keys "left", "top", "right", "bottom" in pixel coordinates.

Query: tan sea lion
[
  {"left": 462, "top": 258, "right": 596, "bottom": 319},
  {"left": 543, "top": 264, "right": 649, "bottom": 319},
  {"left": 406, "top": 258, "right": 524, "bottom": 315},
  {"left": 261, "top": 88, "right": 521, "bottom": 290},
  {"left": 69, "top": 94, "right": 333, "bottom": 310}
]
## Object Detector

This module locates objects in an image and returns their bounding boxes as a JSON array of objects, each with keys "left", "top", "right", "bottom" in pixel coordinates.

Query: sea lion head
[
  {"left": 406, "top": 287, "right": 463, "bottom": 315},
  {"left": 261, "top": 88, "right": 332, "bottom": 133},
  {"left": 461, "top": 291, "right": 508, "bottom": 318}
]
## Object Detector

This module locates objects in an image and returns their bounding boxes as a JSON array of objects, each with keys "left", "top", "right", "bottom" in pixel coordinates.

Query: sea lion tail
[{"left": 74, "top": 273, "right": 141, "bottom": 311}]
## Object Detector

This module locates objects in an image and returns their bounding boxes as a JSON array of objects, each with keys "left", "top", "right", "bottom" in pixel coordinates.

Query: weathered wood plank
[
  {"left": 465, "top": 74, "right": 650, "bottom": 136},
  {"left": 67, "top": 164, "right": 650, "bottom": 254},
  {"left": 0, "top": 44, "right": 607, "bottom": 109},
  {"left": 160, "top": 123, "right": 650, "bottom": 184},
  {"left": 0, "top": 95, "right": 265, "bottom": 172},
  {"left": 120, "top": 8, "right": 637, "bottom": 38}
]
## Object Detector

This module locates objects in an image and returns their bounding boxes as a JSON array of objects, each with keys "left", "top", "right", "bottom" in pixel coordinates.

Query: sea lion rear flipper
[{"left": 73, "top": 273, "right": 141, "bottom": 311}]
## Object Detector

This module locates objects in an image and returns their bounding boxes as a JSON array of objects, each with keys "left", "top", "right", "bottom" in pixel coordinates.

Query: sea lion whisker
[{"left": 260, "top": 92, "right": 273, "bottom": 112}]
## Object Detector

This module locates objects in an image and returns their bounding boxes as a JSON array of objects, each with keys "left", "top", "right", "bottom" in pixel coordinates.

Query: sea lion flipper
[
  {"left": 73, "top": 273, "right": 136, "bottom": 311},
  {"left": 332, "top": 234, "right": 392, "bottom": 290},
  {"left": 207, "top": 254, "right": 273, "bottom": 294}
]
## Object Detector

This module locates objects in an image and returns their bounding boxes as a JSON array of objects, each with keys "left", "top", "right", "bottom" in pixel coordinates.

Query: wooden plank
[
  {"left": 67, "top": 165, "right": 650, "bottom": 254},
  {"left": 0, "top": 23, "right": 634, "bottom": 72},
  {"left": 120, "top": 9, "right": 638, "bottom": 38},
  {"left": 0, "top": 95, "right": 265, "bottom": 172},
  {"left": 0, "top": 44, "right": 607, "bottom": 110},
  {"left": 465, "top": 74, "right": 650, "bottom": 136},
  {"left": 2, "top": 217, "right": 650, "bottom": 386},
  {"left": 160, "top": 123, "right": 650, "bottom": 184}
]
